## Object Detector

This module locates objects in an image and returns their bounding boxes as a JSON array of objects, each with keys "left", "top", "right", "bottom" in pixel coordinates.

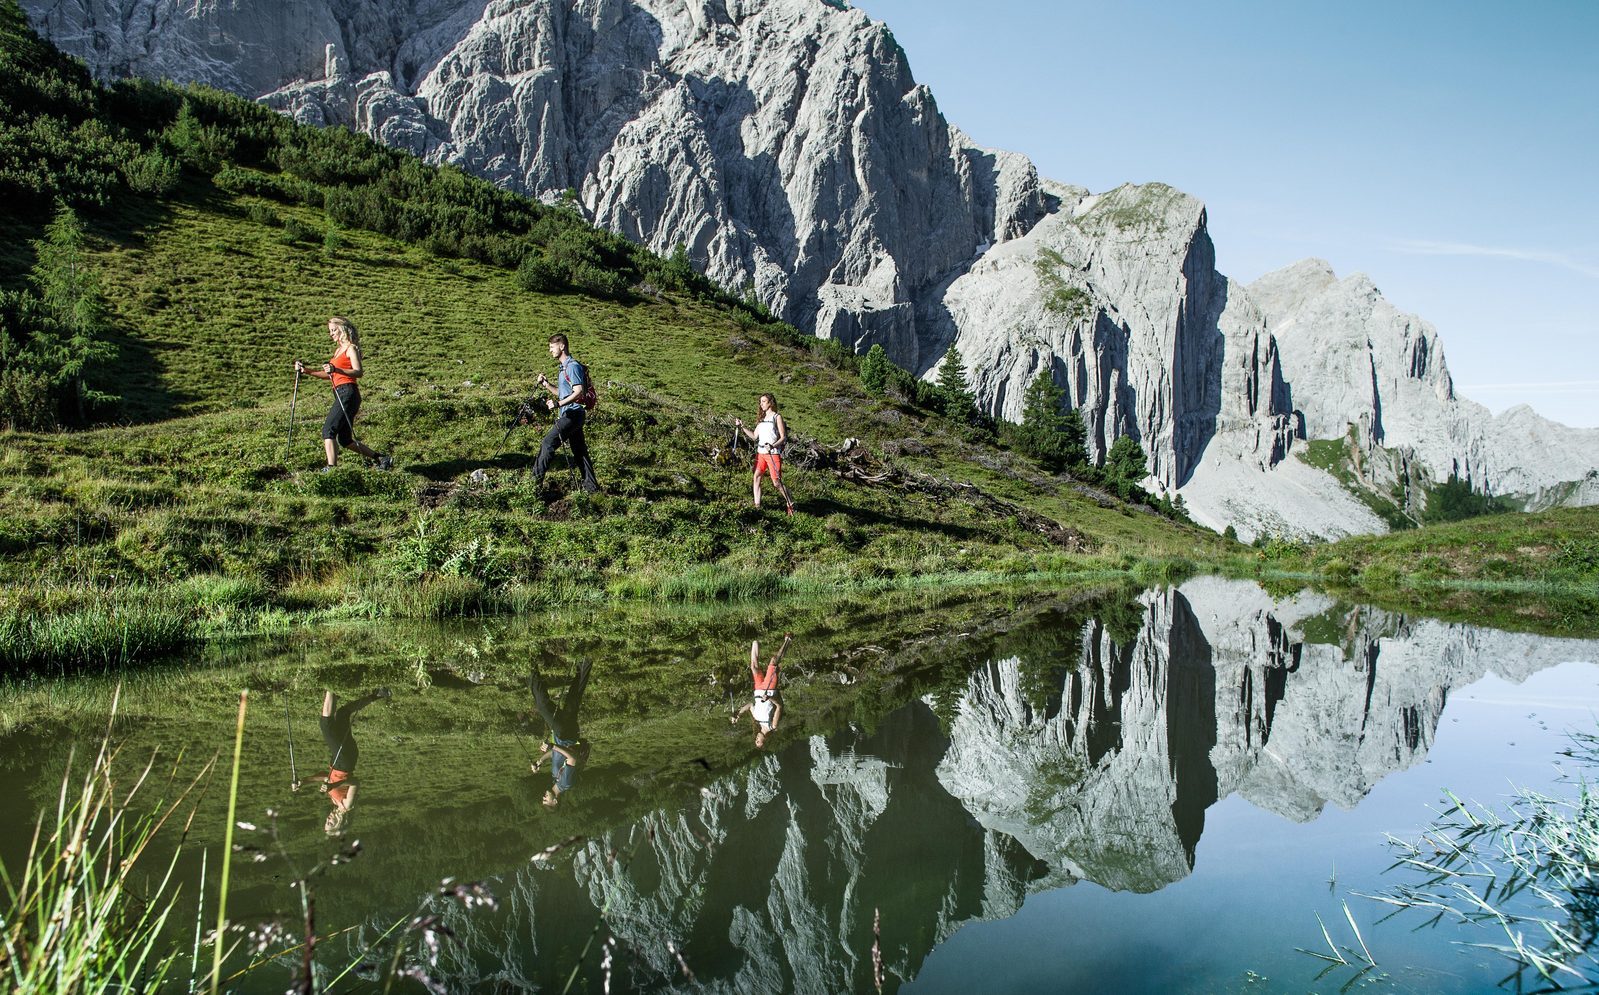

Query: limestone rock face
[
  {"left": 943, "top": 180, "right": 1296, "bottom": 485},
  {"left": 1247, "top": 259, "right": 1599, "bottom": 506}
]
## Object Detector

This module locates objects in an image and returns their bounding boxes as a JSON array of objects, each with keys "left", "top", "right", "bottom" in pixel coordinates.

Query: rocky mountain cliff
[{"left": 23, "top": 0, "right": 1599, "bottom": 538}]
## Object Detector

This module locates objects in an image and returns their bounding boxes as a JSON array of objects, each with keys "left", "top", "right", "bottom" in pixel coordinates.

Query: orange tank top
[
  {"left": 328, "top": 767, "right": 353, "bottom": 806},
  {"left": 330, "top": 344, "right": 357, "bottom": 389}
]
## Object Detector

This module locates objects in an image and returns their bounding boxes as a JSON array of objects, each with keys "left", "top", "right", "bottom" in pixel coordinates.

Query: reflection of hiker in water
[
  {"left": 732, "top": 634, "right": 791, "bottom": 749},
  {"left": 293, "top": 688, "right": 390, "bottom": 835},
  {"left": 530, "top": 660, "right": 592, "bottom": 809}
]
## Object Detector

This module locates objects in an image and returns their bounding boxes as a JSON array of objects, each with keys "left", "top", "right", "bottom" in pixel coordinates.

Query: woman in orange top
[
  {"left": 294, "top": 687, "right": 389, "bottom": 835},
  {"left": 294, "top": 316, "right": 392, "bottom": 470}
]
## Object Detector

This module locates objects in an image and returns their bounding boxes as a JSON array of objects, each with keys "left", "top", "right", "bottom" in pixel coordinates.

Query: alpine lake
[{"left": 4, "top": 577, "right": 1597, "bottom": 994}]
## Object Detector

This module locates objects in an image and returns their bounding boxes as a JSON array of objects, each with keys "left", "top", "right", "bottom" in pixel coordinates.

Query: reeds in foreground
[
  {"left": 1365, "top": 729, "right": 1599, "bottom": 990},
  {"left": 0, "top": 688, "right": 213, "bottom": 994}
]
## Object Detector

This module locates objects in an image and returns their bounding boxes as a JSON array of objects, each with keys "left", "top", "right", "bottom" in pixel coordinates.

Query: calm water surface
[{"left": 3, "top": 578, "right": 1598, "bottom": 993}]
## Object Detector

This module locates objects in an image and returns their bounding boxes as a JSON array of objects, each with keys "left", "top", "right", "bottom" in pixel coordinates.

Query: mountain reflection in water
[
  {"left": 312, "top": 578, "right": 1597, "bottom": 993},
  {"left": 5, "top": 579, "right": 1596, "bottom": 992}
]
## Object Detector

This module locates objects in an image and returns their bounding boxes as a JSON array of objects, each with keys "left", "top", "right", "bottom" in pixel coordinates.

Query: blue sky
[{"left": 852, "top": 0, "right": 1599, "bottom": 427}]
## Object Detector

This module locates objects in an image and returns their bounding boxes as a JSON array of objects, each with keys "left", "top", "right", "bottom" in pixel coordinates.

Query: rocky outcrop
[
  {"left": 1249, "top": 259, "right": 1599, "bottom": 507},
  {"left": 943, "top": 180, "right": 1296, "bottom": 488},
  {"left": 23, "top": 0, "right": 1599, "bottom": 537}
]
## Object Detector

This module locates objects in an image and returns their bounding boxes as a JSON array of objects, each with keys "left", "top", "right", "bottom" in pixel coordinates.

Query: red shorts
[{"left": 755, "top": 453, "right": 782, "bottom": 478}]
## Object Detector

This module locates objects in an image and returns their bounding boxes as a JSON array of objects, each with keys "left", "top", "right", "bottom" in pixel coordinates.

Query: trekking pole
[
  {"left": 285, "top": 368, "right": 301, "bottom": 462},
  {"left": 285, "top": 696, "right": 299, "bottom": 788},
  {"left": 515, "top": 717, "right": 542, "bottom": 770},
  {"left": 496, "top": 399, "right": 537, "bottom": 456}
]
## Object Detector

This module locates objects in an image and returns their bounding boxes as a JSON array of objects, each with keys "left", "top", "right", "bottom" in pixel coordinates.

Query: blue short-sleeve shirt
[{"left": 557, "top": 358, "right": 587, "bottom": 414}]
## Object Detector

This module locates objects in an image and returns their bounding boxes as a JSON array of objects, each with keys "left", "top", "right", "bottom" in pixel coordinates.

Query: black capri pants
[{"left": 322, "top": 384, "right": 361, "bottom": 445}]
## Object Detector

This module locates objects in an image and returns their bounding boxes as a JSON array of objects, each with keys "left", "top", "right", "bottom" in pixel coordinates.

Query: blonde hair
[
  {"left": 324, "top": 808, "right": 349, "bottom": 836},
  {"left": 329, "top": 316, "right": 360, "bottom": 348}
]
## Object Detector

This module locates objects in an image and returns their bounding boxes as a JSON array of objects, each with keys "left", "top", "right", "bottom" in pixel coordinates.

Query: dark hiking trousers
[
  {"left": 320, "top": 692, "right": 382, "bottom": 773},
  {"left": 530, "top": 660, "right": 592, "bottom": 743},
  {"left": 532, "top": 407, "right": 599, "bottom": 492}
]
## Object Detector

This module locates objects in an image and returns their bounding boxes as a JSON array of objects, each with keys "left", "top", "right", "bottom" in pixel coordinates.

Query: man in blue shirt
[
  {"left": 529, "top": 659, "right": 592, "bottom": 808},
  {"left": 532, "top": 332, "right": 600, "bottom": 494}
]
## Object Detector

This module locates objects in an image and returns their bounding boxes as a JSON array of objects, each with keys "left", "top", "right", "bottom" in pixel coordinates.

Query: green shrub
[
  {"left": 1320, "top": 557, "right": 1354, "bottom": 585},
  {"left": 122, "top": 149, "right": 180, "bottom": 195},
  {"left": 279, "top": 217, "right": 314, "bottom": 244},
  {"left": 246, "top": 202, "right": 280, "bottom": 227}
]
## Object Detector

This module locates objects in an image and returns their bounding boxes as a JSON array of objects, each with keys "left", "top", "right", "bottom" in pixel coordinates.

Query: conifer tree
[
  {"left": 1014, "top": 371, "right": 1087, "bottom": 471},
  {"left": 1105, "top": 435, "right": 1149, "bottom": 500},
  {"left": 859, "top": 343, "right": 890, "bottom": 396},
  {"left": 936, "top": 346, "right": 976, "bottom": 421},
  {"left": 29, "top": 203, "right": 116, "bottom": 423}
]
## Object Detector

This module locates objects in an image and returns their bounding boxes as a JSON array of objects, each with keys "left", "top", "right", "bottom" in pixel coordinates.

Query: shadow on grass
[
  {"left": 408, "top": 453, "right": 535, "bottom": 480},
  {"left": 796, "top": 494, "right": 988, "bottom": 543}
]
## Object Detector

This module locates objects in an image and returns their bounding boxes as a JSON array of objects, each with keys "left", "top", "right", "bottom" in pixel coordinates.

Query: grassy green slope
[
  {"left": 1283, "top": 506, "right": 1599, "bottom": 634},
  {"left": 0, "top": 12, "right": 1223, "bottom": 671}
]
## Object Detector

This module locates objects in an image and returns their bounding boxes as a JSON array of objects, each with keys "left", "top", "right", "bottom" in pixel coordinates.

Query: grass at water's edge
[
  {"left": 0, "top": 555, "right": 1193, "bottom": 674},
  {"left": 10, "top": 503, "right": 1599, "bottom": 675},
  {"left": 1201, "top": 505, "right": 1599, "bottom": 637}
]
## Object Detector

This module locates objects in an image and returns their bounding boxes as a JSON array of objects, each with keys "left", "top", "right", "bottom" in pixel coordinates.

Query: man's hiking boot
[{"left": 376, "top": 454, "right": 394, "bottom": 471}]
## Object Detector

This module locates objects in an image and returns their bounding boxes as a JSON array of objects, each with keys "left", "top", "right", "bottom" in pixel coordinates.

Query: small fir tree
[
  {"left": 936, "top": 346, "right": 976, "bottom": 421},
  {"left": 859, "top": 344, "right": 890, "bottom": 396},
  {"left": 28, "top": 203, "right": 116, "bottom": 423},
  {"left": 1015, "top": 371, "right": 1088, "bottom": 471},
  {"left": 1104, "top": 434, "right": 1149, "bottom": 501}
]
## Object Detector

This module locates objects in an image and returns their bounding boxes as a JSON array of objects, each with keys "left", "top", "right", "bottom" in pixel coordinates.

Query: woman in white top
[{"left": 734, "top": 393, "right": 794, "bottom": 514}]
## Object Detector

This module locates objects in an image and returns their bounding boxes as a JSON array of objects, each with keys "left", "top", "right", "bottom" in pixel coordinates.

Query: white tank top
[{"left": 755, "top": 412, "right": 781, "bottom": 453}]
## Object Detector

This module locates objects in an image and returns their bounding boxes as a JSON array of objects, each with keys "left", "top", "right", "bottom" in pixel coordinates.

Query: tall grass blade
[{"left": 210, "top": 689, "right": 249, "bottom": 995}]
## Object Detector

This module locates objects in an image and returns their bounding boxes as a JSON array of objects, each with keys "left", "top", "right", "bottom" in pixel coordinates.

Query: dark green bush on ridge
[{"left": 1424, "top": 473, "right": 1514, "bottom": 523}]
